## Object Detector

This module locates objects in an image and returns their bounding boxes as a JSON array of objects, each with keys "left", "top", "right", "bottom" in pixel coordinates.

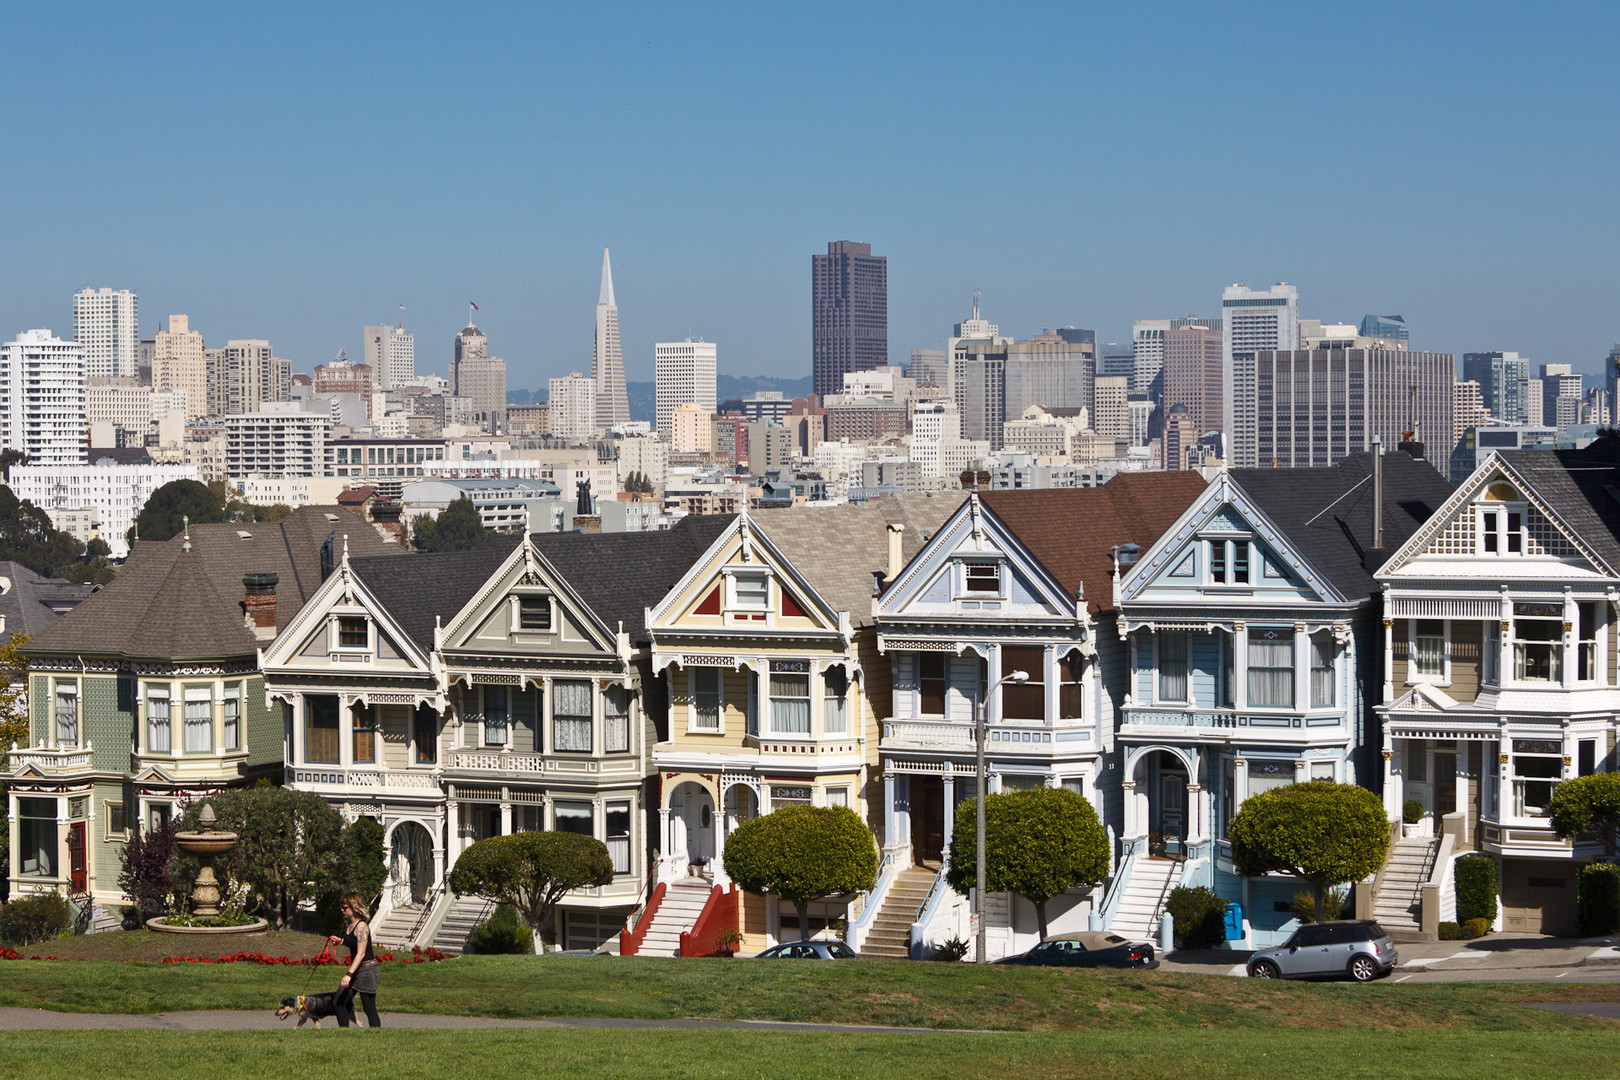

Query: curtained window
[
  {"left": 691, "top": 669, "right": 721, "bottom": 730},
  {"left": 55, "top": 682, "right": 78, "bottom": 746},
  {"left": 553, "top": 680, "right": 592, "bottom": 752},
  {"left": 1248, "top": 631, "right": 1294, "bottom": 708},
  {"left": 183, "top": 689, "right": 212, "bottom": 752},
  {"left": 769, "top": 663, "right": 811, "bottom": 735},
  {"left": 483, "top": 687, "right": 509, "bottom": 747},
  {"left": 147, "top": 689, "right": 171, "bottom": 753},
  {"left": 1310, "top": 635, "right": 1335, "bottom": 708},
  {"left": 604, "top": 686, "right": 630, "bottom": 753},
  {"left": 305, "top": 695, "right": 340, "bottom": 764},
  {"left": 1158, "top": 632, "right": 1188, "bottom": 702}
]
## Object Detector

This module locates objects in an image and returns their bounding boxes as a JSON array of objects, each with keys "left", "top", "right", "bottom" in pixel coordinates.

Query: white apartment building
[
  {"left": 910, "top": 399, "right": 962, "bottom": 477},
  {"left": 1, "top": 330, "right": 86, "bottom": 465},
  {"left": 1223, "top": 282, "right": 1299, "bottom": 465},
  {"left": 549, "top": 373, "right": 597, "bottom": 441},
  {"left": 224, "top": 403, "right": 330, "bottom": 480},
  {"left": 87, "top": 382, "right": 188, "bottom": 448},
  {"left": 73, "top": 288, "right": 139, "bottom": 380},
  {"left": 618, "top": 434, "right": 668, "bottom": 491},
  {"left": 153, "top": 315, "right": 208, "bottom": 418},
  {"left": 1127, "top": 398, "right": 1155, "bottom": 447},
  {"left": 10, "top": 460, "right": 199, "bottom": 558},
  {"left": 1001, "top": 405, "right": 1075, "bottom": 460},
  {"left": 654, "top": 338, "right": 717, "bottom": 438},
  {"left": 365, "top": 323, "right": 415, "bottom": 391},
  {"left": 1093, "top": 375, "right": 1129, "bottom": 439}
]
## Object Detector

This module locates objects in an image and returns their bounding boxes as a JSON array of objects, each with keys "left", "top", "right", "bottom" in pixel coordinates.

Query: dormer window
[
  {"left": 336, "top": 616, "right": 369, "bottom": 649},
  {"left": 1480, "top": 507, "right": 1524, "bottom": 554},
  {"left": 964, "top": 563, "right": 1000, "bottom": 593},
  {"left": 1208, "top": 540, "right": 1251, "bottom": 584},
  {"left": 519, "top": 596, "right": 552, "bottom": 631},
  {"left": 732, "top": 574, "right": 769, "bottom": 610}
]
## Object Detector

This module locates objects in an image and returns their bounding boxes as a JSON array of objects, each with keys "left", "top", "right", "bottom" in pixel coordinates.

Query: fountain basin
[
  {"left": 146, "top": 916, "right": 268, "bottom": 935},
  {"left": 174, "top": 833, "right": 238, "bottom": 858}
]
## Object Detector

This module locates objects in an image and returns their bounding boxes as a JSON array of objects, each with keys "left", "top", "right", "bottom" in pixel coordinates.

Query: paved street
[{"left": 1160, "top": 932, "right": 1620, "bottom": 983}]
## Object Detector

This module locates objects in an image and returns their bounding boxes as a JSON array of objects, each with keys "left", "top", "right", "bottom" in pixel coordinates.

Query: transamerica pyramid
[{"left": 592, "top": 247, "right": 629, "bottom": 427}]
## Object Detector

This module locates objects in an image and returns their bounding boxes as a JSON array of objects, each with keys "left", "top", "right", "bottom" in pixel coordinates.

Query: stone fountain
[{"left": 148, "top": 803, "right": 267, "bottom": 934}]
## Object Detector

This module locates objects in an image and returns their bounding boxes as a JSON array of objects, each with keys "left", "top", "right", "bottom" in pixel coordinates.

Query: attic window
[
  {"left": 336, "top": 616, "right": 368, "bottom": 649},
  {"left": 519, "top": 596, "right": 552, "bottom": 630},
  {"left": 964, "top": 563, "right": 1000, "bottom": 593}
]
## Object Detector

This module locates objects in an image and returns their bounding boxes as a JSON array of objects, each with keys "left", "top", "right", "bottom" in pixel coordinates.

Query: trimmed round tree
[
  {"left": 722, "top": 805, "right": 878, "bottom": 941},
  {"left": 450, "top": 831, "right": 614, "bottom": 949},
  {"left": 1228, "top": 781, "right": 1390, "bottom": 924},
  {"left": 946, "top": 787, "right": 1109, "bottom": 939},
  {"left": 1549, "top": 772, "right": 1620, "bottom": 856}
]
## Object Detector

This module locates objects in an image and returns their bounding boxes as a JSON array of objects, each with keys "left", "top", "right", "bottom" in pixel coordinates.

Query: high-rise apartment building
[
  {"left": 313, "top": 352, "right": 374, "bottom": 403},
  {"left": 1223, "top": 283, "right": 1300, "bottom": 466},
  {"left": 1162, "top": 323, "right": 1224, "bottom": 443},
  {"left": 1092, "top": 376, "right": 1129, "bottom": 439},
  {"left": 0, "top": 330, "right": 87, "bottom": 465},
  {"left": 592, "top": 249, "right": 630, "bottom": 428},
  {"left": 1242, "top": 348, "right": 1453, "bottom": 468},
  {"left": 812, "top": 241, "right": 888, "bottom": 398},
  {"left": 449, "top": 323, "right": 505, "bottom": 432},
  {"left": 223, "top": 403, "right": 328, "bottom": 480},
  {"left": 1540, "top": 363, "right": 1583, "bottom": 435},
  {"left": 153, "top": 315, "right": 208, "bottom": 419},
  {"left": 364, "top": 323, "right": 415, "bottom": 391},
  {"left": 549, "top": 372, "right": 597, "bottom": 441},
  {"left": 1461, "top": 352, "right": 1529, "bottom": 426},
  {"left": 1132, "top": 320, "right": 1170, "bottom": 394},
  {"left": 1454, "top": 380, "right": 1488, "bottom": 444},
  {"left": 669, "top": 403, "right": 713, "bottom": 453},
  {"left": 654, "top": 338, "right": 717, "bottom": 438},
  {"left": 73, "top": 288, "right": 139, "bottom": 380},
  {"left": 910, "top": 400, "right": 963, "bottom": 477},
  {"left": 208, "top": 340, "right": 291, "bottom": 416}
]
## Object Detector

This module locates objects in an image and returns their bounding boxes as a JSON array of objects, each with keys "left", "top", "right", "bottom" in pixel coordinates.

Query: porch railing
[
  {"left": 846, "top": 852, "right": 896, "bottom": 952},
  {"left": 403, "top": 886, "right": 442, "bottom": 949},
  {"left": 907, "top": 855, "right": 953, "bottom": 960},
  {"left": 679, "top": 884, "right": 739, "bottom": 957},
  {"left": 619, "top": 882, "right": 667, "bottom": 956},
  {"left": 9, "top": 745, "right": 94, "bottom": 772}
]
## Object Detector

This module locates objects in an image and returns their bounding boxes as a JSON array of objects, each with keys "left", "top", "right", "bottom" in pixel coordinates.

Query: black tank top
[{"left": 343, "top": 921, "right": 376, "bottom": 963}]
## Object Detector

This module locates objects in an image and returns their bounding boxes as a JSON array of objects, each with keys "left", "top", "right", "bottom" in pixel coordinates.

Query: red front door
[{"left": 68, "top": 822, "right": 86, "bottom": 893}]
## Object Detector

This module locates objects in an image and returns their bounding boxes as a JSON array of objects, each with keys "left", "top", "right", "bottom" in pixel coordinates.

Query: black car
[{"left": 998, "top": 932, "right": 1159, "bottom": 969}]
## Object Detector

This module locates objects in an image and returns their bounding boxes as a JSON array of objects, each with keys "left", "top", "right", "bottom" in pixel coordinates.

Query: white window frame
[
  {"left": 768, "top": 663, "right": 812, "bottom": 738},
  {"left": 512, "top": 593, "right": 554, "bottom": 634},
  {"left": 688, "top": 667, "right": 724, "bottom": 733},
  {"left": 104, "top": 799, "right": 129, "bottom": 842},
  {"left": 1476, "top": 504, "right": 1526, "bottom": 556},
  {"left": 333, "top": 613, "right": 371, "bottom": 651},
  {"left": 482, "top": 686, "right": 510, "bottom": 747},
  {"left": 53, "top": 679, "right": 79, "bottom": 747},
  {"left": 1155, "top": 631, "right": 1189, "bottom": 705},
  {"left": 729, "top": 572, "right": 769, "bottom": 612},
  {"left": 823, "top": 785, "right": 850, "bottom": 808},
  {"left": 958, "top": 560, "right": 1003, "bottom": 598},
  {"left": 147, "top": 686, "right": 172, "bottom": 754},
  {"left": 222, "top": 685, "right": 242, "bottom": 751},
  {"left": 182, "top": 686, "right": 213, "bottom": 753},
  {"left": 1407, "top": 619, "right": 1451, "bottom": 685}
]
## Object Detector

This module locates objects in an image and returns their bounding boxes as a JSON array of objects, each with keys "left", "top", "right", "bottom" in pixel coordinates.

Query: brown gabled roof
[
  {"left": 24, "top": 507, "right": 402, "bottom": 662},
  {"left": 979, "top": 472, "right": 1209, "bottom": 614}
]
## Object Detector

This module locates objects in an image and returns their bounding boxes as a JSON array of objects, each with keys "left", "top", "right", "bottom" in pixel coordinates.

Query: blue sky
[{"left": 2, "top": 2, "right": 1616, "bottom": 390}]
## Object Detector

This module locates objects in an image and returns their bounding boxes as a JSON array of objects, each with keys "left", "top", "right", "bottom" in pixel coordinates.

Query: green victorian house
[{"left": 6, "top": 508, "right": 398, "bottom": 915}]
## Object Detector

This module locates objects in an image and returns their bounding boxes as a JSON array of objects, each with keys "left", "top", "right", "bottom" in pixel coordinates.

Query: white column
[
  {"left": 1185, "top": 781, "right": 1205, "bottom": 844},
  {"left": 1121, "top": 779, "right": 1139, "bottom": 838},
  {"left": 1563, "top": 590, "right": 1578, "bottom": 689},
  {"left": 1233, "top": 758, "right": 1250, "bottom": 811},
  {"left": 883, "top": 772, "right": 898, "bottom": 853},
  {"left": 445, "top": 799, "right": 460, "bottom": 863},
  {"left": 1294, "top": 625, "right": 1309, "bottom": 711},
  {"left": 499, "top": 801, "right": 512, "bottom": 836},
  {"left": 1382, "top": 618, "right": 1395, "bottom": 702},
  {"left": 941, "top": 773, "right": 956, "bottom": 852},
  {"left": 1234, "top": 624, "right": 1249, "bottom": 709}
]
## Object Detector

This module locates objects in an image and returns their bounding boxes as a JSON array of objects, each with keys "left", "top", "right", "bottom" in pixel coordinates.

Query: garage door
[{"left": 1500, "top": 859, "right": 1579, "bottom": 936}]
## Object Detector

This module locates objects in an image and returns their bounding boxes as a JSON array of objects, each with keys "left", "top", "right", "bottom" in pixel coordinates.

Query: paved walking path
[{"left": 0, "top": 1008, "right": 987, "bottom": 1034}]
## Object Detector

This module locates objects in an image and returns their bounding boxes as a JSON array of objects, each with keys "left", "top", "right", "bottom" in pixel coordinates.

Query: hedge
[
  {"left": 1454, "top": 854, "right": 1499, "bottom": 925},
  {"left": 1577, "top": 863, "right": 1620, "bottom": 937},
  {"left": 1164, "top": 886, "right": 1228, "bottom": 949}
]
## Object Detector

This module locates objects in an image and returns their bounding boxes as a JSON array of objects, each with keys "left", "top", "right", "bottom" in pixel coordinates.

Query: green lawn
[
  {"left": 2, "top": 1029, "right": 1618, "bottom": 1080},
  {"left": 0, "top": 955, "right": 1615, "bottom": 1032}
]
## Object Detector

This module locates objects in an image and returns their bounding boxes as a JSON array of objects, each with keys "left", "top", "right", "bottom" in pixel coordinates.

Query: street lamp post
[{"left": 976, "top": 668, "right": 1028, "bottom": 964}]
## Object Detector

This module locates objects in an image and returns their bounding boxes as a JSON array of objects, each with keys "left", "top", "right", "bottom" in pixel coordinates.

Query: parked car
[
  {"left": 998, "top": 932, "right": 1159, "bottom": 969},
  {"left": 755, "top": 940, "right": 858, "bottom": 959},
  {"left": 1246, "top": 920, "right": 1397, "bottom": 981}
]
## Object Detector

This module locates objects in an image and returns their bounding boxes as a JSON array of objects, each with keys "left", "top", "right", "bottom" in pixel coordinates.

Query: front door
[
  {"left": 910, "top": 776, "right": 944, "bottom": 865},
  {"left": 1435, "top": 753, "right": 1457, "bottom": 818},
  {"left": 68, "top": 823, "right": 86, "bottom": 893},
  {"left": 1159, "top": 775, "right": 1185, "bottom": 841}
]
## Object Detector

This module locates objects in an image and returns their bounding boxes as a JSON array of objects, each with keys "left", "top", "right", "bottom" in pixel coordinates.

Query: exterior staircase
[
  {"left": 372, "top": 902, "right": 428, "bottom": 950},
  {"left": 429, "top": 894, "right": 494, "bottom": 955},
  {"left": 860, "top": 866, "right": 937, "bottom": 959},
  {"left": 1373, "top": 837, "right": 1438, "bottom": 938},
  {"left": 632, "top": 879, "right": 712, "bottom": 957},
  {"left": 1110, "top": 857, "right": 1183, "bottom": 939}
]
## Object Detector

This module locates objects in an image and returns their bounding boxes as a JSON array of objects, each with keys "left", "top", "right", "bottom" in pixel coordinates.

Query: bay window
[
  {"left": 1578, "top": 602, "right": 1599, "bottom": 682},
  {"left": 483, "top": 687, "right": 509, "bottom": 747},
  {"left": 1248, "top": 629, "right": 1294, "bottom": 708},
  {"left": 606, "top": 801, "right": 631, "bottom": 874},
  {"left": 1001, "top": 646, "right": 1046, "bottom": 720},
  {"left": 822, "top": 667, "right": 849, "bottom": 735},
  {"left": 604, "top": 686, "right": 630, "bottom": 753},
  {"left": 769, "top": 661, "right": 811, "bottom": 735},
  {"left": 183, "top": 688, "right": 212, "bottom": 752},
  {"left": 1413, "top": 620, "right": 1446, "bottom": 678},
  {"left": 18, "top": 797, "right": 57, "bottom": 877},
  {"left": 1157, "top": 632, "right": 1188, "bottom": 703},
  {"left": 413, "top": 704, "right": 438, "bottom": 764},
  {"left": 1058, "top": 653, "right": 1084, "bottom": 720},
  {"left": 919, "top": 654, "right": 947, "bottom": 716},
  {"left": 55, "top": 681, "right": 78, "bottom": 746},
  {"left": 223, "top": 686, "right": 241, "bottom": 751},
  {"left": 1246, "top": 760, "right": 1295, "bottom": 800},
  {"left": 147, "top": 688, "right": 172, "bottom": 753},
  {"left": 691, "top": 669, "right": 721, "bottom": 731},
  {"left": 352, "top": 703, "right": 376, "bottom": 763},
  {"left": 554, "top": 800, "right": 594, "bottom": 837},
  {"left": 1310, "top": 634, "right": 1335, "bottom": 707},
  {"left": 1511, "top": 739, "right": 1562, "bottom": 817},
  {"left": 1513, "top": 604, "right": 1563, "bottom": 682},
  {"left": 305, "top": 695, "right": 340, "bottom": 764},
  {"left": 553, "top": 680, "right": 592, "bottom": 752}
]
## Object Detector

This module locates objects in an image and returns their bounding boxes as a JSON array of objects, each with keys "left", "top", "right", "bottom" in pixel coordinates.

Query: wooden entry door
[
  {"left": 1435, "top": 753, "right": 1458, "bottom": 818},
  {"left": 68, "top": 822, "right": 87, "bottom": 893},
  {"left": 910, "top": 777, "right": 945, "bottom": 865}
]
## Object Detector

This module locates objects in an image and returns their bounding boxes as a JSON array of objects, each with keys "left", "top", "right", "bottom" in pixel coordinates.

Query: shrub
[
  {"left": 1577, "top": 862, "right": 1620, "bottom": 937},
  {"left": 1289, "top": 887, "right": 1346, "bottom": 925},
  {"left": 118, "top": 815, "right": 181, "bottom": 918},
  {"left": 1438, "top": 921, "right": 1460, "bottom": 940},
  {"left": 466, "top": 903, "right": 534, "bottom": 955},
  {"left": 1463, "top": 917, "right": 1491, "bottom": 939},
  {"left": 1165, "top": 886, "right": 1229, "bottom": 949},
  {"left": 1454, "top": 854, "right": 1499, "bottom": 925},
  {"left": 0, "top": 892, "right": 72, "bottom": 945},
  {"left": 1402, "top": 800, "right": 1424, "bottom": 825},
  {"left": 931, "top": 935, "right": 970, "bottom": 962}
]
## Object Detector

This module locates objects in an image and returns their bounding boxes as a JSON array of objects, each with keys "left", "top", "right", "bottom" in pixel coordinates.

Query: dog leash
[{"left": 300, "top": 941, "right": 337, "bottom": 997}]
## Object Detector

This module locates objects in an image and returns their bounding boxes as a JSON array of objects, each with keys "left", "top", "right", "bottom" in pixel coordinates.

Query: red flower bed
[{"left": 0, "top": 944, "right": 449, "bottom": 964}]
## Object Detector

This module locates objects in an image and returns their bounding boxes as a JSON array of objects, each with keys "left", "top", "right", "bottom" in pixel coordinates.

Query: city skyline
[{"left": 1, "top": 3, "right": 1616, "bottom": 390}]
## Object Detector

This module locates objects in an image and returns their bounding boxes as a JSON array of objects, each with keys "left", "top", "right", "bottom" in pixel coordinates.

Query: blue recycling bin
[{"left": 1223, "top": 902, "right": 1245, "bottom": 941}]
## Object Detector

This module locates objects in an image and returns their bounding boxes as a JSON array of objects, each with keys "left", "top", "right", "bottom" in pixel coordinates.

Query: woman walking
[{"left": 330, "top": 892, "right": 382, "bottom": 1028}]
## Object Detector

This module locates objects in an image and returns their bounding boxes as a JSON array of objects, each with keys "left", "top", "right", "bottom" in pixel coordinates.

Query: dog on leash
[{"left": 275, "top": 991, "right": 343, "bottom": 1029}]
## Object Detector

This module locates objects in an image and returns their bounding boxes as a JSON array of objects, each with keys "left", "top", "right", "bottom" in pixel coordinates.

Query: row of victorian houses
[{"left": 9, "top": 438, "right": 1620, "bottom": 953}]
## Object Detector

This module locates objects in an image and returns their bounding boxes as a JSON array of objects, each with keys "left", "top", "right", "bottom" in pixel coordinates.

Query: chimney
[
  {"left": 886, "top": 523, "right": 906, "bottom": 584},
  {"left": 243, "top": 572, "right": 279, "bottom": 638}
]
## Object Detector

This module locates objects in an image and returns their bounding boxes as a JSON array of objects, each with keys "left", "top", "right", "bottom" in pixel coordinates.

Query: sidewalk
[{"left": 1159, "top": 932, "right": 1620, "bottom": 982}]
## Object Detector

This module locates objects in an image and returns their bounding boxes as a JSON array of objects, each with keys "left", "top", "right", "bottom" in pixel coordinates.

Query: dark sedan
[{"left": 999, "top": 932, "right": 1159, "bottom": 969}]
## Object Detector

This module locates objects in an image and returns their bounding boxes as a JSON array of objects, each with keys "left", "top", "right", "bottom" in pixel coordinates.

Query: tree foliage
[
  {"left": 0, "top": 633, "right": 29, "bottom": 755},
  {"left": 946, "top": 787, "right": 1110, "bottom": 938},
  {"left": 1549, "top": 773, "right": 1620, "bottom": 856},
  {"left": 723, "top": 805, "right": 878, "bottom": 939},
  {"left": 449, "top": 830, "right": 614, "bottom": 945},
  {"left": 0, "top": 450, "right": 29, "bottom": 482},
  {"left": 0, "top": 486, "right": 84, "bottom": 578},
  {"left": 411, "top": 497, "right": 487, "bottom": 551},
  {"left": 130, "top": 479, "right": 228, "bottom": 543},
  {"left": 118, "top": 813, "right": 182, "bottom": 917},
  {"left": 179, "top": 787, "right": 350, "bottom": 929},
  {"left": 1228, "top": 781, "right": 1390, "bottom": 923}
]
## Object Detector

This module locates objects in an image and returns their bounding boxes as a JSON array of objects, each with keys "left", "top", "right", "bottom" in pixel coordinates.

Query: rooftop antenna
[{"left": 972, "top": 288, "right": 981, "bottom": 321}]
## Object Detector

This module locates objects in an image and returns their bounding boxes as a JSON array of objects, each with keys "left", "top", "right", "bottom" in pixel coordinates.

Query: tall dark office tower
[{"left": 812, "top": 241, "right": 887, "bottom": 398}]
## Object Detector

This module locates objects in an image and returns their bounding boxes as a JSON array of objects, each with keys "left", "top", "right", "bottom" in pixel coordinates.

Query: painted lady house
[
  {"left": 7, "top": 509, "right": 397, "bottom": 914},
  {"left": 1374, "top": 440, "right": 1620, "bottom": 938},
  {"left": 262, "top": 518, "right": 730, "bottom": 952},
  {"left": 634, "top": 496, "right": 960, "bottom": 955},
  {"left": 1114, "top": 448, "right": 1450, "bottom": 945},
  {"left": 873, "top": 475, "right": 1208, "bottom": 960}
]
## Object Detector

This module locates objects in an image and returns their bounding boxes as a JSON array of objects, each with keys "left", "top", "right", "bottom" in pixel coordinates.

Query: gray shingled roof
[
  {"left": 1233, "top": 450, "right": 1453, "bottom": 601},
  {"left": 1494, "top": 442, "right": 1620, "bottom": 574},
  {"left": 349, "top": 535, "right": 523, "bottom": 652},
  {"left": 0, "top": 562, "right": 94, "bottom": 636},
  {"left": 24, "top": 508, "right": 401, "bottom": 662},
  {"left": 754, "top": 493, "right": 966, "bottom": 627}
]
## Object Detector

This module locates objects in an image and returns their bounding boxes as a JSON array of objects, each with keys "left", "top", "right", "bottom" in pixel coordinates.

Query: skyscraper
[
  {"left": 655, "top": 338, "right": 717, "bottom": 438},
  {"left": 451, "top": 323, "right": 506, "bottom": 432},
  {"left": 592, "top": 249, "right": 629, "bottom": 428},
  {"left": 207, "top": 340, "right": 291, "bottom": 417},
  {"left": 1, "top": 329, "right": 87, "bottom": 465},
  {"left": 1162, "top": 323, "right": 1224, "bottom": 442},
  {"left": 812, "top": 241, "right": 888, "bottom": 398},
  {"left": 153, "top": 315, "right": 208, "bottom": 419},
  {"left": 549, "top": 372, "right": 597, "bottom": 441},
  {"left": 364, "top": 322, "right": 415, "bottom": 391},
  {"left": 1606, "top": 344, "right": 1620, "bottom": 426},
  {"left": 1461, "top": 352, "right": 1529, "bottom": 425},
  {"left": 1540, "top": 363, "right": 1583, "bottom": 435},
  {"left": 1132, "top": 319, "right": 1170, "bottom": 394},
  {"left": 1223, "top": 282, "right": 1299, "bottom": 465},
  {"left": 73, "top": 288, "right": 139, "bottom": 380}
]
